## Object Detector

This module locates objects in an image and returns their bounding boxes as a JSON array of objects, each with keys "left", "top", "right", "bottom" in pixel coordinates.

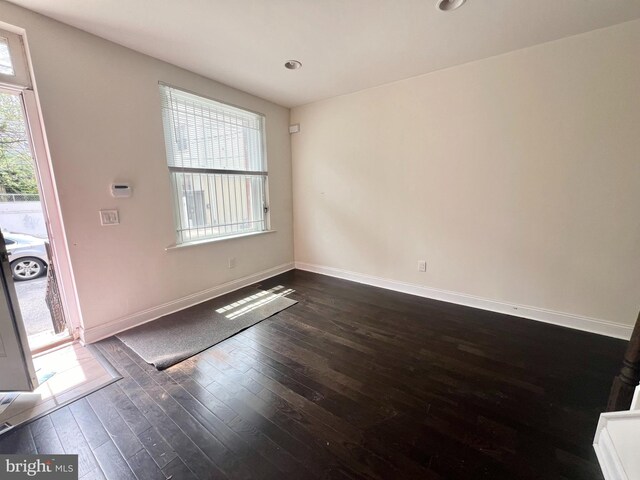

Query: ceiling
[{"left": 7, "top": 0, "right": 640, "bottom": 107}]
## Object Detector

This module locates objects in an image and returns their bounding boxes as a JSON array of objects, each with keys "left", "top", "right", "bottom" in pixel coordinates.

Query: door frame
[{"left": 0, "top": 22, "right": 83, "bottom": 344}]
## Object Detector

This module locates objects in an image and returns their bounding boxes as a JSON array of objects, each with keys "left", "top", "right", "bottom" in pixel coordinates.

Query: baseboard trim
[
  {"left": 295, "top": 262, "right": 632, "bottom": 340},
  {"left": 80, "top": 262, "right": 295, "bottom": 344}
]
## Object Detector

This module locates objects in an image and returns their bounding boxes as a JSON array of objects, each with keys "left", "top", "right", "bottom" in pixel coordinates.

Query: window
[
  {"left": 159, "top": 84, "right": 269, "bottom": 244},
  {"left": 0, "top": 28, "right": 30, "bottom": 88},
  {"left": 0, "top": 37, "right": 15, "bottom": 75}
]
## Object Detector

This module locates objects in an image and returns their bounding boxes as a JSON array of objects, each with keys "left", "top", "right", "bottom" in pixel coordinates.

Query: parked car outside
[{"left": 2, "top": 232, "right": 49, "bottom": 281}]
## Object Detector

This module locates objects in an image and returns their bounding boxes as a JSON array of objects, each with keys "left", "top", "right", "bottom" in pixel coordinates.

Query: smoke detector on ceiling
[{"left": 436, "top": 0, "right": 467, "bottom": 11}]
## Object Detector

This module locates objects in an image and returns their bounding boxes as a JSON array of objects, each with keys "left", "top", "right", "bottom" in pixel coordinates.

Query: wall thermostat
[{"left": 111, "top": 183, "right": 132, "bottom": 198}]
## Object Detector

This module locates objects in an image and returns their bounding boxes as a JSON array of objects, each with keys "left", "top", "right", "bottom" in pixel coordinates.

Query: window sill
[{"left": 165, "top": 230, "right": 276, "bottom": 251}]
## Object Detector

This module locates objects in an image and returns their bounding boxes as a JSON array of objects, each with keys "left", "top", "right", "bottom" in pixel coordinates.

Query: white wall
[
  {"left": 292, "top": 20, "right": 640, "bottom": 336},
  {"left": 0, "top": 1, "right": 294, "bottom": 341}
]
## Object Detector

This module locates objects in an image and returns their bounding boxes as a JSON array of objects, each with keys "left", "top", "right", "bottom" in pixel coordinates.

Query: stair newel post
[{"left": 607, "top": 311, "right": 640, "bottom": 411}]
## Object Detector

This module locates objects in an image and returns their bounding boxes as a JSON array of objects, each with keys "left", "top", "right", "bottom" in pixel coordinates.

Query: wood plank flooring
[{"left": 0, "top": 270, "right": 626, "bottom": 479}]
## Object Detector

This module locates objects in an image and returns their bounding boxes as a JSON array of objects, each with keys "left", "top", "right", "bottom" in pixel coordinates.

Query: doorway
[
  {"left": 0, "top": 24, "right": 105, "bottom": 428},
  {"left": 0, "top": 23, "right": 81, "bottom": 363},
  {"left": 0, "top": 90, "right": 68, "bottom": 350}
]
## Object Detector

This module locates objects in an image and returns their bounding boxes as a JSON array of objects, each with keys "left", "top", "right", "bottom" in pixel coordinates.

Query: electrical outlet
[
  {"left": 418, "top": 260, "right": 427, "bottom": 272},
  {"left": 99, "top": 209, "right": 119, "bottom": 226},
  {"left": 228, "top": 257, "right": 236, "bottom": 269}
]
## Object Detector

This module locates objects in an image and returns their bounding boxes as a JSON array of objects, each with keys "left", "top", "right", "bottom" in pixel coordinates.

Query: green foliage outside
[{"left": 0, "top": 94, "right": 38, "bottom": 195}]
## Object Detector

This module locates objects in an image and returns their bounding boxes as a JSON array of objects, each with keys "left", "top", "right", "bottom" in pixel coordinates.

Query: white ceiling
[{"left": 7, "top": 0, "right": 640, "bottom": 107}]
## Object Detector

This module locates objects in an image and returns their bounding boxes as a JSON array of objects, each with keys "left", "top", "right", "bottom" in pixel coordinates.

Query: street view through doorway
[{"left": 0, "top": 90, "right": 67, "bottom": 350}]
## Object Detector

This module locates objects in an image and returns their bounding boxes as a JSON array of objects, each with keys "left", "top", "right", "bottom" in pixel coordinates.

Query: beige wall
[
  {"left": 292, "top": 20, "right": 640, "bottom": 331},
  {"left": 0, "top": 2, "right": 294, "bottom": 339}
]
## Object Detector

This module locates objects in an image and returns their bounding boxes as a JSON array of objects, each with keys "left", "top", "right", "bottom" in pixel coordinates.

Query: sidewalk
[{"left": 14, "top": 277, "right": 53, "bottom": 336}]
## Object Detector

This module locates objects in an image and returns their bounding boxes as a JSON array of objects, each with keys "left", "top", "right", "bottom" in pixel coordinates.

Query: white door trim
[
  {"left": 21, "top": 89, "right": 83, "bottom": 336},
  {"left": 0, "top": 23, "right": 83, "bottom": 339}
]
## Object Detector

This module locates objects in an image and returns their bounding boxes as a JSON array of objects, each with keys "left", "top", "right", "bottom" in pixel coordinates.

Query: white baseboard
[
  {"left": 80, "top": 262, "right": 295, "bottom": 344},
  {"left": 295, "top": 261, "right": 632, "bottom": 340}
]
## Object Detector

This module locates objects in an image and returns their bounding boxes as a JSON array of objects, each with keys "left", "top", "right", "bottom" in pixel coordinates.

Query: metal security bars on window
[{"left": 159, "top": 84, "right": 268, "bottom": 244}]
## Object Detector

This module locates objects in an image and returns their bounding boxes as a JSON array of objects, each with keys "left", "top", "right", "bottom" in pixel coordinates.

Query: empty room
[{"left": 0, "top": 1, "right": 639, "bottom": 479}]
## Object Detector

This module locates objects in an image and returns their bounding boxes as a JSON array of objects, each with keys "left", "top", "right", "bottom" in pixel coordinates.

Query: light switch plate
[{"left": 99, "top": 209, "right": 119, "bottom": 226}]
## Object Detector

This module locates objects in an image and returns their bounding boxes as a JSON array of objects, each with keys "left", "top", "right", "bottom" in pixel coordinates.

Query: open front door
[{"left": 0, "top": 229, "right": 37, "bottom": 391}]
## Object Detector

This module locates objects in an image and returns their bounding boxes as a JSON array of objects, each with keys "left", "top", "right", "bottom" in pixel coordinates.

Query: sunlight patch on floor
[
  {"left": 215, "top": 285, "right": 295, "bottom": 320},
  {"left": 0, "top": 342, "right": 116, "bottom": 435}
]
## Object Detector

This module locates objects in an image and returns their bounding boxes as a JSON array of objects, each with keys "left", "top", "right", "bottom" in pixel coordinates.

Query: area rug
[{"left": 117, "top": 285, "right": 297, "bottom": 369}]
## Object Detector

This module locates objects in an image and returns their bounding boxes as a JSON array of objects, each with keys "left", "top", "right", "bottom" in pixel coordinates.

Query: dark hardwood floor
[{"left": 0, "top": 270, "right": 626, "bottom": 479}]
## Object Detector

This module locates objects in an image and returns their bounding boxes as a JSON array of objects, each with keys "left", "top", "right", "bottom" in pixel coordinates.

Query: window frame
[
  {"left": 159, "top": 83, "right": 271, "bottom": 245},
  {"left": 0, "top": 27, "right": 31, "bottom": 89}
]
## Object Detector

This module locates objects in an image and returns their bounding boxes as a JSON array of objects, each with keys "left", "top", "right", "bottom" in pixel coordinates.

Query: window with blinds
[{"left": 159, "top": 84, "right": 269, "bottom": 244}]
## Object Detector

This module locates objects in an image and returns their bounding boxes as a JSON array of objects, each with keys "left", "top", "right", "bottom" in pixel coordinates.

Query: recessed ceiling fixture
[
  {"left": 284, "top": 60, "right": 302, "bottom": 70},
  {"left": 436, "top": 0, "right": 467, "bottom": 11}
]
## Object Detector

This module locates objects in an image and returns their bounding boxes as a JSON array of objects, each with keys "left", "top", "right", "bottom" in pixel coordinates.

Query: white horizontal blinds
[
  {"left": 160, "top": 85, "right": 265, "bottom": 172},
  {"left": 159, "top": 84, "right": 268, "bottom": 243}
]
